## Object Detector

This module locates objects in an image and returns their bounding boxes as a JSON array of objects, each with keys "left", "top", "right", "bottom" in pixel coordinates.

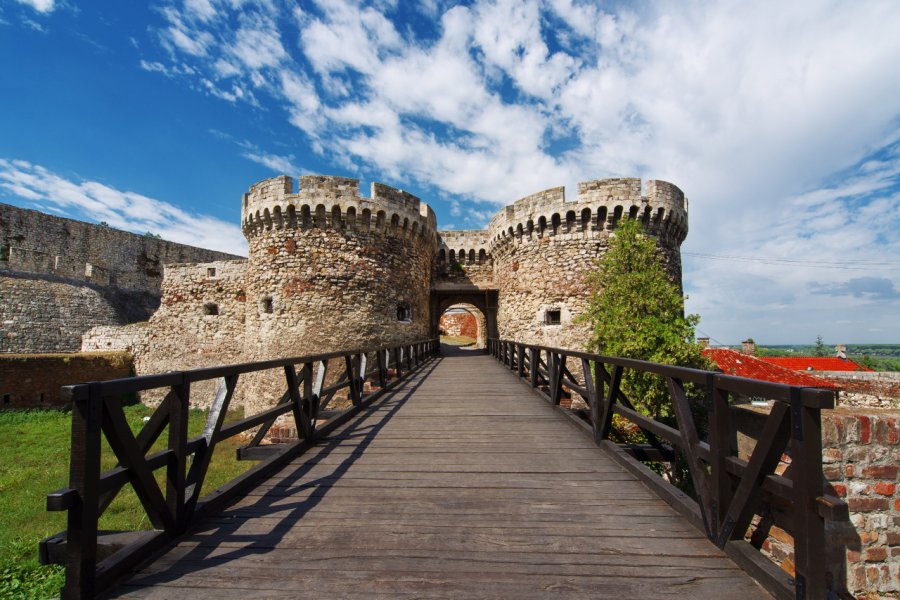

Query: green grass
[{"left": 0, "top": 405, "right": 252, "bottom": 599}]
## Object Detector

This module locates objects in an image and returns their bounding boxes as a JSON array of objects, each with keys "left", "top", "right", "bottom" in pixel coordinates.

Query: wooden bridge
[{"left": 42, "top": 339, "right": 844, "bottom": 599}]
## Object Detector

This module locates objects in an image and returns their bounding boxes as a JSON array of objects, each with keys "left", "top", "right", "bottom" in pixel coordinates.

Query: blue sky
[{"left": 1, "top": 0, "right": 898, "bottom": 345}]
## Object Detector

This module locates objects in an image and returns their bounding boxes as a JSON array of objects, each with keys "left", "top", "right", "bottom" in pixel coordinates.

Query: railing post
[
  {"left": 345, "top": 355, "right": 361, "bottom": 406},
  {"left": 549, "top": 352, "right": 561, "bottom": 405},
  {"left": 791, "top": 389, "right": 827, "bottom": 600},
  {"left": 62, "top": 383, "right": 102, "bottom": 600},
  {"left": 167, "top": 379, "right": 190, "bottom": 533},
  {"left": 377, "top": 350, "right": 387, "bottom": 388},
  {"left": 708, "top": 374, "right": 731, "bottom": 538},
  {"left": 516, "top": 345, "right": 525, "bottom": 378},
  {"left": 581, "top": 359, "right": 601, "bottom": 445},
  {"left": 529, "top": 347, "right": 538, "bottom": 388}
]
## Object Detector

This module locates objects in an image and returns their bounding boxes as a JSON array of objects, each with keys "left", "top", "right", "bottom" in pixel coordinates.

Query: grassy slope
[{"left": 0, "top": 405, "right": 251, "bottom": 599}]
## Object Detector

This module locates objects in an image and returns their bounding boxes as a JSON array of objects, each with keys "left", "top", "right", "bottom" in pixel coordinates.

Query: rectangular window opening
[
  {"left": 207, "top": 267, "right": 217, "bottom": 278},
  {"left": 544, "top": 309, "right": 561, "bottom": 326}
]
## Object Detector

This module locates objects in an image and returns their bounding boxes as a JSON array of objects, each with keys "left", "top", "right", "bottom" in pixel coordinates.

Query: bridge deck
[{"left": 114, "top": 347, "right": 770, "bottom": 599}]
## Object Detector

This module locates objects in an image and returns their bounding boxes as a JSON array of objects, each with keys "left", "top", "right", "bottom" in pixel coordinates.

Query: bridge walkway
[{"left": 113, "top": 346, "right": 770, "bottom": 599}]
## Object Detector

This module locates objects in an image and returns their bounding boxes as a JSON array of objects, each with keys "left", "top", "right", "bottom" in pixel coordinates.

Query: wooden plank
[{"left": 110, "top": 349, "right": 771, "bottom": 600}]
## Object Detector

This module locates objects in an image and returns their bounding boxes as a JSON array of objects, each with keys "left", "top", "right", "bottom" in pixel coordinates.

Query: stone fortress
[
  {"left": 1, "top": 174, "right": 688, "bottom": 411},
  {"left": 84, "top": 173, "right": 688, "bottom": 411}
]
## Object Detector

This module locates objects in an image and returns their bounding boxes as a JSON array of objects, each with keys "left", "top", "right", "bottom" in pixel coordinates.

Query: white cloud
[
  {"left": 14, "top": 0, "right": 55, "bottom": 14},
  {"left": 141, "top": 0, "right": 900, "bottom": 342},
  {"left": 0, "top": 159, "right": 247, "bottom": 255},
  {"left": 241, "top": 150, "right": 299, "bottom": 175}
]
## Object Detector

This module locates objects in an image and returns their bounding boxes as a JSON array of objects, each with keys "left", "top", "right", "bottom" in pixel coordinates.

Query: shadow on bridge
[{"left": 118, "top": 358, "right": 442, "bottom": 591}]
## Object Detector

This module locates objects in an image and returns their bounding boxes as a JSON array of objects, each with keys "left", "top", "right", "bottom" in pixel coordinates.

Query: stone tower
[
  {"left": 240, "top": 175, "right": 436, "bottom": 362},
  {"left": 487, "top": 178, "right": 688, "bottom": 349}
]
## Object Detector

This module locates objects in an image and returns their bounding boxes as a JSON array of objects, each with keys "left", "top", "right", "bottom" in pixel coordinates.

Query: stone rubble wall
[
  {"left": 435, "top": 230, "right": 495, "bottom": 288},
  {"left": 135, "top": 259, "right": 249, "bottom": 406},
  {"left": 492, "top": 235, "right": 599, "bottom": 350},
  {"left": 0, "top": 202, "right": 242, "bottom": 353},
  {"left": 81, "top": 323, "right": 148, "bottom": 353},
  {"left": 0, "top": 271, "right": 157, "bottom": 353},
  {"left": 0, "top": 202, "right": 242, "bottom": 293},
  {"left": 240, "top": 223, "right": 433, "bottom": 415}
]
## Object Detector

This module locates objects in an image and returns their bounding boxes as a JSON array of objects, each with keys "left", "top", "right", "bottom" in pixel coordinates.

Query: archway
[
  {"left": 430, "top": 290, "right": 497, "bottom": 350},
  {"left": 438, "top": 303, "right": 486, "bottom": 349}
]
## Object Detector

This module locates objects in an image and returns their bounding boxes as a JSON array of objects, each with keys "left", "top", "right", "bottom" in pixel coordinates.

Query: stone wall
[
  {"left": 81, "top": 323, "right": 148, "bottom": 353},
  {"left": 0, "top": 352, "right": 133, "bottom": 409},
  {"left": 135, "top": 259, "right": 249, "bottom": 406},
  {"left": 435, "top": 230, "right": 495, "bottom": 288},
  {"left": 0, "top": 202, "right": 242, "bottom": 352},
  {"left": 0, "top": 271, "right": 156, "bottom": 353}
]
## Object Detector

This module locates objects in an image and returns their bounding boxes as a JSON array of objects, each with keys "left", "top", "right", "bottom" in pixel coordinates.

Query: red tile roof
[
  {"left": 756, "top": 356, "right": 871, "bottom": 372},
  {"left": 703, "top": 348, "right": 838, "bottom": 388}
]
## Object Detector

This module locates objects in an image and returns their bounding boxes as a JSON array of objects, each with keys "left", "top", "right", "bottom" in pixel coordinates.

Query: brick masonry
[
  {"left": 439, "top": 311, "right": 478, "bottom": 339},
  {"left": 0, "top": 352, "right": 133, "bottom": 408},
  {"left": 738, "top": 406, "right": 900, "bottom": 598}
]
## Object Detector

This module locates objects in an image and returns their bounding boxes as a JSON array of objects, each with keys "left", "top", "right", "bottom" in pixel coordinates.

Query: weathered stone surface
[
  {"left": 85, "top": 174, "right": 688, "bottom": 414},
  {"left": 0, "top": 202, "right": 242, "bottom": 352}
]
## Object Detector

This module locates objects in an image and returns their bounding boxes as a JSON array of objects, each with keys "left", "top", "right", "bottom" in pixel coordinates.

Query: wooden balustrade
[
  {"left": 488, "top": 338, "right": 846, "bottom": 600},
  {"left": 41, "top": 339, "right": 440, "bottom": 599}
]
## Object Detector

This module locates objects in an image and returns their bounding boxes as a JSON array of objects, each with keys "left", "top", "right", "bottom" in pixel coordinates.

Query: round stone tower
[
  {"left": 240, "top": 175, "right": 436, "bottom": 367},
  {"left": 487, "top": 177, "right": 688, "bottom": 349}
]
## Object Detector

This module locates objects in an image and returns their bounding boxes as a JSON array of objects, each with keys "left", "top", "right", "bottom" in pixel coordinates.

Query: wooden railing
[
  {"left": 41, "top": 339, "right": 440, "bottom": 599},
  {"left": 488, "top": 338, "right": 847, "bottom": 600}
]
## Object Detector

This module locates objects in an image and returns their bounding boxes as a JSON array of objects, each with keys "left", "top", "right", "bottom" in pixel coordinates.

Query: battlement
[
  {"left": 436, "top": 230, "right": 492, "bottom": 265},
  {"left": 487, "top": 177, "right": 688, "bottom": 251},
  {"left": 241, "top": 175, "right": 436, "bottom": 240}
]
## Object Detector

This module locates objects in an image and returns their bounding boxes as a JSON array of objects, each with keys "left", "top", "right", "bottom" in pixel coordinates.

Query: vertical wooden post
[
  {"left": 167, "top": 379, "right": 190, "bottom": 533},
  {"left": 301, "top": 362, "right": 314, "bottom": 439},
  {"left": 394, "top": 348, "right": 403, "bottom": 380},
  {"left": 345, "top": 355, "right": 360, "bottom": 406},
  {"left": 708, "top": 375, "right": 731, "bottom": 538},
  {"left": 517, "top": 345, "right": 525, "bottom": 378},
  {"left": 549, "top": 352, "right": 561, "bottom": 406},
  {"left": 580, "top": 359, "right": 602, "bottom": 445},
  {"left": 377, "top": 350, "right": 387, "bottom": 388},
  {"left": 791, "top": 389, "right": 827, "bottom": 600},
  {"left": 529, "top": 347, "right": 538, "bottom": 388},
  {"left": 597, "top": 364, "right": 621, "bottom": 440},
  {"left": 62, "top": 384, "right": 102, "bottom": 600}
]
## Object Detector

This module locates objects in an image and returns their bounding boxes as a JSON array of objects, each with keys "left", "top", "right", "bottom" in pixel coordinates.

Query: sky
[{"left": 1, "top": 0, "right": 898, "bottom": 345}]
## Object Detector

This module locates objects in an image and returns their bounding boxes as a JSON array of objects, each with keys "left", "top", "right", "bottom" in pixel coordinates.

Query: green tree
[
  {"left": 814, "top": 334, "right": 826, "bottom": 357},
  {"left": 580, "top": 218, "right": 711, "bottom": 420}
]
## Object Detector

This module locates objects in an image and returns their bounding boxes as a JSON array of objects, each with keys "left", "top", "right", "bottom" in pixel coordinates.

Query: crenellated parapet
[
  {"left": 436, "top": 230, "right": 492, "bottom": 266},
  {"left": 241, "top": 175, "right": 437, "bottom": 240},
  {"left": 486, "top": 178, "right": 688, "bottom": 253}
]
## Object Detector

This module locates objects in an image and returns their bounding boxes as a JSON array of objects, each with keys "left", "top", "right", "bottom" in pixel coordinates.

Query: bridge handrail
[
  {"left": 42, "top": 338, "right": 440, "bottom": 599},
  {"left": 488, "top": 338, "right": 845, "bottom": 600}
]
